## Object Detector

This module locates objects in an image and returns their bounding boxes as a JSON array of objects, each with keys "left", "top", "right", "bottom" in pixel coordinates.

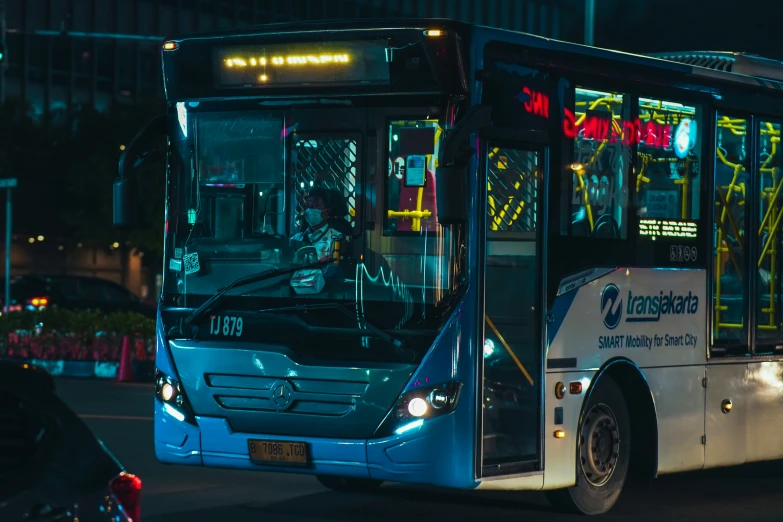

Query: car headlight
[
  {"left": 155, "top": 369, "right": 197, "bottom": 425},
  {"left": 374, "top": 381, "right": 462, "bottom": 437}
]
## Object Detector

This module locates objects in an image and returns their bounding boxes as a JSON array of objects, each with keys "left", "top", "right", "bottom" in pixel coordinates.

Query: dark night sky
[{"left": 587, "top": 0, "right": 783, "bottom": 61}]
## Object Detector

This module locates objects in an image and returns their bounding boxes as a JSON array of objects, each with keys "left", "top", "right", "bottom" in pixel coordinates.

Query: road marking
[{"left": 79, "top": 414, "right": 153, "bottom": 421}]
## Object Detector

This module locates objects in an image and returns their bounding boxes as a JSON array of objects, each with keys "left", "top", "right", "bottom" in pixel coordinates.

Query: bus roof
[{"left": 164, "top": 18, "right": 783, "bottom": 94}]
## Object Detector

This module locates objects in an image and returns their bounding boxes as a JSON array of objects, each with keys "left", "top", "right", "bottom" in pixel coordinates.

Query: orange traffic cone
[{"left": 117, "top": 335, "right": 134, "bottom": 382}]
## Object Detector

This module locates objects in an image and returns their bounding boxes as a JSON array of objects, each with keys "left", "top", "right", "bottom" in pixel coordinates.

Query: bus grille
[{"left": 204, "top": 373, "right": 368, "bottom": 416}]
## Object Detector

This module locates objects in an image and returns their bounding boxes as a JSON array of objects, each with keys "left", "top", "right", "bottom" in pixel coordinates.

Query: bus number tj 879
[{"left": 209, "top": 315, "right": 243, "bottom": 337}]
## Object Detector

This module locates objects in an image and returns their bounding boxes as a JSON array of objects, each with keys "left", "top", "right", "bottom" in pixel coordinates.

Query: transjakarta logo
[
  {"left": 601, "top": 284, "right": 623, "bottom": 329},
  {"left": 600, "top": 283, "right": 699, "bottom": 328}
]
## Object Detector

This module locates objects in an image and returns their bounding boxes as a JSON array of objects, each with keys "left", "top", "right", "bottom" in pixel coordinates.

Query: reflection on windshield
[
  {"left": 386, "top": 119, "right": 440, "bottom": 234},
  {"left": 165, "top": 107, "right": 466, "bottom": 332}
]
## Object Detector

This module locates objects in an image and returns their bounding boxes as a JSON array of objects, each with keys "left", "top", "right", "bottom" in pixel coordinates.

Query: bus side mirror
[
  {"left": 436, "top": 105, "right": 492, "bottom": 225},
  {"left": 113, "top": 177, "right": 137, "bottom": 229},
  {"left": 435, "top": 164, "right": 469, "bottom": 224},
  {"left": 113, "top": 114, "right": 168, "bottom": 229}
]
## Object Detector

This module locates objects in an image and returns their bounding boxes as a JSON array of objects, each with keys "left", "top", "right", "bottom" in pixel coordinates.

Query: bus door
[
  {"left": 708, "top": 114, "right": 783, "bottom": 467},
  {"left": 706, "top": 112, "right": 752, "bottom": 468},
  {"left": 479, "top": 141, "right": 544, "bottom": 477}
]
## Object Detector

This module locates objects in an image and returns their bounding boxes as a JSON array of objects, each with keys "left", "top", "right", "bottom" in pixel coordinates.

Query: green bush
[{"left": 3, "top": 308, "right": 155, "bottom": 342}]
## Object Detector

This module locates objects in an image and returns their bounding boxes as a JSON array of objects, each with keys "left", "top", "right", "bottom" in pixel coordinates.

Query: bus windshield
[{"left": 163, "top": 105, "right": 466, "bottom": 343}]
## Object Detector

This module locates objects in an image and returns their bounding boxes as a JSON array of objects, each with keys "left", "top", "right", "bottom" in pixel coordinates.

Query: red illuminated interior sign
[
  {"left": 516, "top": 85, "right": 674, "bottom": 150},
  {"left": 563, "top": 108, "right": 672, "bottom": 148},
  {"left": 520, "top": 87, "right": 550, "bottom": 119}
]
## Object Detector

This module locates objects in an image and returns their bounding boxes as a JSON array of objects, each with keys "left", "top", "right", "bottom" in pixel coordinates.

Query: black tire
[
  {"left": 315, "top": 475, "right": 383, "bottom": 493},
  {"left": 546, "top": 375, "right": 630, "bottom": 515}
]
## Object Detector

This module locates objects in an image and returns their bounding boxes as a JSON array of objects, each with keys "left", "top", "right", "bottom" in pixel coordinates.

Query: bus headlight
[
  {"left": 408, "top": 397, "right": 428, "bottom": 417},
  {"left": 155, "top": 369, "right": 197, "bottom": 425},
  {"left": 161, "top": 382, "right": 175, "bottom": 401},
  {"left": 428, "top": 388, "right": 450, "bottom": 408},
  {"left": 374, "top": 381, "right": 462, "bottom": 437}
]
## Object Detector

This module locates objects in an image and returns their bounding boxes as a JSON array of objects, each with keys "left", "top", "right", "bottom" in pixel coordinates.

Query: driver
[{"left": 290, "top": 187, "right": 344, "bottom": 264}]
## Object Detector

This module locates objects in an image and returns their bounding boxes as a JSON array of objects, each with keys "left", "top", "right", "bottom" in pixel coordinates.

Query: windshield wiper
[
  {"left": 184, "top": 259, "right": 332, "bottom": 326},
  {"left": 255, "top": 302, "right": 407, "bottom": 350}
]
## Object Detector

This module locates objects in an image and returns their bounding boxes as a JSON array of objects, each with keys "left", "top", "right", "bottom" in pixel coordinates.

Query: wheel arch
[{"left": 580, "top": 357, "right": 659, "bottom": 480}]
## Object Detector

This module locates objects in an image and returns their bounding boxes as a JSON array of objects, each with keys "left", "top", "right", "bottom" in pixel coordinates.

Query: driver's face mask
[{"left": 304, "top": 208, "right": 325, "bottom": 227}]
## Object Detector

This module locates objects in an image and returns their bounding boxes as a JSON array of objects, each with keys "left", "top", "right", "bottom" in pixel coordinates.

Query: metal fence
[
  {"left": 293, "top": 136, "right": 358, "bottom": 228},
  {"left": 487, "top": 146, "right": 538, "bottom": 232}
]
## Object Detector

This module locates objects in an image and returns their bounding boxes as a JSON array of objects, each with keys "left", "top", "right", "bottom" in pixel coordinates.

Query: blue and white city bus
[{"left": 113, "top": 19, "right": 783, "bottom": 514}]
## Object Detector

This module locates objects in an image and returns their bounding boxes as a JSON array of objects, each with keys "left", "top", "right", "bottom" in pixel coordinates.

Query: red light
[
  {"left": 110, "top": 472, "right": 142, "bottom": 522},
  {"left": 582, "top": 114, "right": 612, "bottom": 142},
  {"left": 562, "top": 111, "right": 673, "bottom": 150},
  {"left": 523, "top": 87, "right": 550, "bottom": 119},
  {"left": 29, "top": 296, "right": 49, "bottom": 307},
  {"left": 517, "top": 86, "right": 551, "bottom": 119}
]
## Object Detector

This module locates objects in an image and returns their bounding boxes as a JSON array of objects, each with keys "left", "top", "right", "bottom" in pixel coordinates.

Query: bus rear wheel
[
  {"left": 546, "top": 375, "right": 630, "bottom": 515},
  {"left": 316, "top": 475, "right": 383, "bottom": 493}
]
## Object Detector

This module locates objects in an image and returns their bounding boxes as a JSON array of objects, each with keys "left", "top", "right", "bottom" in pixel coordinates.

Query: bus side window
[
  {"left": 487, "top": 148, "right": 538, "bottom": 234},
  {"left": 713, "top": 114, "right": 750, "bottom": 348},
  {"left": 568, "top": 86, "right": 631, "bottom": 239},
  {"left": 755, "top": 120, "right": 783, "bottom": 352},
  {"left": 635, "top": 98, "right": 702, "bottom": 223}
]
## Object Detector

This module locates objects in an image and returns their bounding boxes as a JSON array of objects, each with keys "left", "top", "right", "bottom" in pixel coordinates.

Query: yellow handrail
[
  {"left": 714, "top": 178, "right": 746, "bottom": 335},
  {"left": 485, "top": 315, "right": 534, "bottom": 386},
  {"left": 387, "top": 209, "right": 432, "bottom": 220},
  {"left": 573, "top": 167, "right": 594, "bottom": 231},
  {"left": 388, "top": 122, "right": 441, "bottom": 232}
]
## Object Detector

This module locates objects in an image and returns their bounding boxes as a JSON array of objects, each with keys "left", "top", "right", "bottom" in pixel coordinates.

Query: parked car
[
  {"left": 0, "top": 275, "right": 156, "bottom": 318},
  {"left": 0, "top": 359, "right": 142, "bottom": 521}
]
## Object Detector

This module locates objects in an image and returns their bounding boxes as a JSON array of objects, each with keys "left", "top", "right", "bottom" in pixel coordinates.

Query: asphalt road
[{"left": 55, "top": 377, "right": 783, "bottom": 522}]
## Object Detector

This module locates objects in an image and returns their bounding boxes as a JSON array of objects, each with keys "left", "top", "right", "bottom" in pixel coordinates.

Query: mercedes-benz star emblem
[{"left": 270, "top": 380, "right": 294, "bottom": 411}]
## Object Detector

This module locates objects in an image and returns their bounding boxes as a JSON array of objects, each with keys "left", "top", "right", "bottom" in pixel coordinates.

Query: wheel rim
[{"left": 579, "top": 403, "right": 620, "bottom": 487}]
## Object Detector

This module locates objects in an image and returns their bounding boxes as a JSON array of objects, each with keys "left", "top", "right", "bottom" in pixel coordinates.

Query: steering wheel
[{"left": 293, "top": 245, "right": 319, "bottom": 265}]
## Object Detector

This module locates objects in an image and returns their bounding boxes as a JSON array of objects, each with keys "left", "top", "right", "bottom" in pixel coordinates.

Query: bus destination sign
[{"left": 214, "top": 40, "right": 390, "bottom": 88}]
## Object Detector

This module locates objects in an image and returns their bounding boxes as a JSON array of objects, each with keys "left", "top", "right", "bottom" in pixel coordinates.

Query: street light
[
  {"left": 584, "top": 0, "right": 595, "bottom": 46},
  {"left": 0, "top": 178, "right": 17, "bottom": 314}
]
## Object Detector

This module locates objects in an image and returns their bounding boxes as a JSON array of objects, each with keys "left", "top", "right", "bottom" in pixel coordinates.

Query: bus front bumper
[{"left": 153, "top": 400, "right": 472, "bottom": 487}]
